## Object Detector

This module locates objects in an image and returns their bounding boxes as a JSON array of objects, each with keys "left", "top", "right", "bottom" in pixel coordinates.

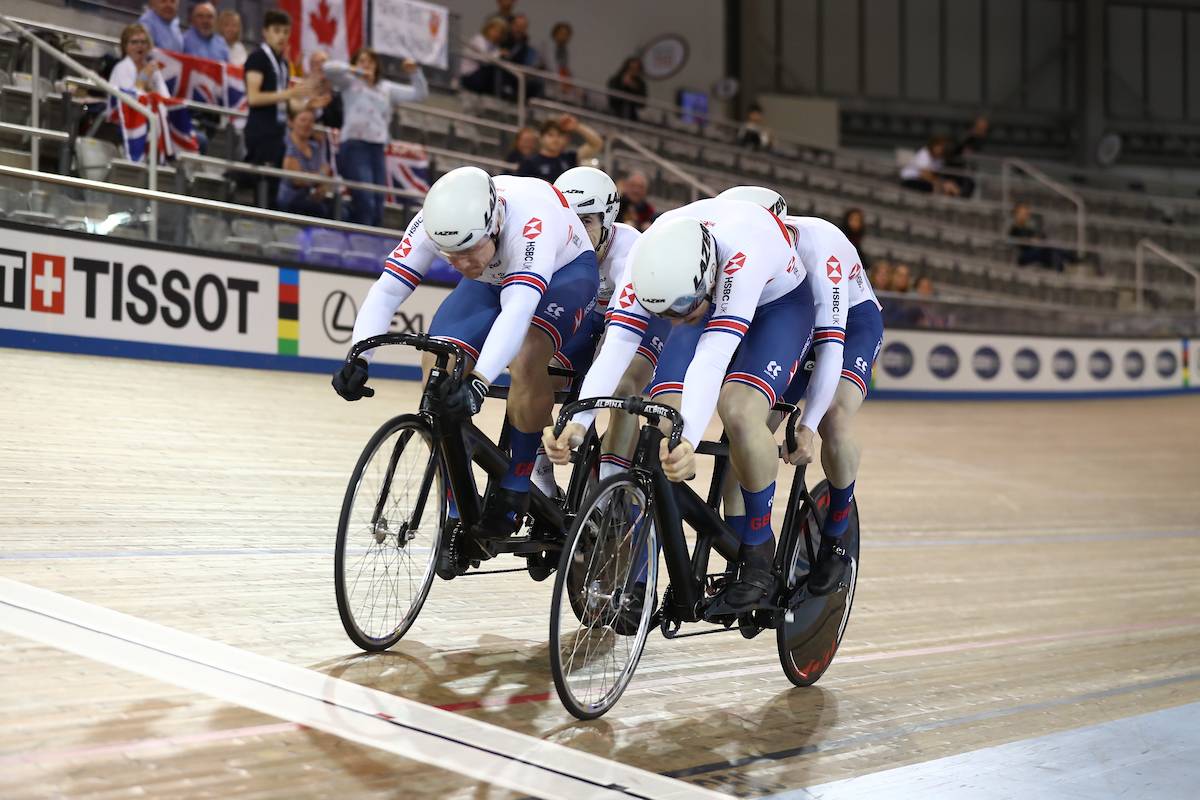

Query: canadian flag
[{"left": 280, "top": 0, "right": 363, "bottom": 68}]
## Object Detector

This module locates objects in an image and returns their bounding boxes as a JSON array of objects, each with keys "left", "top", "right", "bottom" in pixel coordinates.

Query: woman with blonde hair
[{"left": 110, "top": 23, "right": 169, "bottom": 96}]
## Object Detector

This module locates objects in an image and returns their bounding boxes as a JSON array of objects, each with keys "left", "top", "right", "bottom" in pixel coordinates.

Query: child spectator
[
  {"left": 617, "top": 170, "right": 656, "bottom": 230},
  {"left": 138, "top": 0, "right": 183, "bottom": 52},
  {"left": 277, "top": 107, "right": 334, "bottom": 217},
  {"left": 900, "top": 135, "right": 960, "bottom": 196},
  {"left": 505, "top": 126, "right": 538, "bottom": 165},
  {"left": 182, "top": 3, "right": 229, "bottom": 62},
  {"left": 320, "top": 48, "right": 428, "bottom": 227},
  {"left": 218, "top": 10, "right": 247, "bottom": 66},
  {"left": 111, "top": 23, "right": 170, "bottom": 96},
  {"left": 607, "top": 57, "right": 646, "bottom": 120},
  {"left": 515, "top": 114, "right": 602, "bottom": 182},
  {"left": 738, "top": 104, "right": 772, "bottom": 150}
]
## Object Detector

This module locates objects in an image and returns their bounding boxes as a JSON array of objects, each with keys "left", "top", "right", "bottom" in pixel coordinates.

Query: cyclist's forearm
[
  {"left": 352, "top": 275, "right": 412, "bottom": 362},
  {"left": 474, "top": 288, "right": 539, "bottom": 382},
  {"left": 679, "top": 336, "right": 735, "bottom": 445},
  {"left": 799, "top": 343, "right": 843, "bottom": 431}
]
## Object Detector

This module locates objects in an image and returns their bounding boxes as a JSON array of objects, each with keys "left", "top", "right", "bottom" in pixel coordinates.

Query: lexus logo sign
[{"left": 323, "top": 291, "right": 357, "bottom": 344}]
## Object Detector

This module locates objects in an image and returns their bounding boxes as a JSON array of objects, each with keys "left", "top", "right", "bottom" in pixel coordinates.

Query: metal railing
[
  {"left": 603, "top": 133, "right": 715, "bottom": 202},
  {"left": 0, "top": 163, "right": 409, "bottom": 238},
  {"left": 1000, "top": 158, "right": 1087, "bottom": 258},
  {"left": 0, "top": 13, "right": 159, "bottom": 237},
  {"left": 1135, "top": 240, "right": 1200, "bottom": 313}
]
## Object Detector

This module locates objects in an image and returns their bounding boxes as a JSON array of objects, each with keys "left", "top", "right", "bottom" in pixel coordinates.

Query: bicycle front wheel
[
  {"left": 335, "top": 414, "right": 444, "bottom": 651},
  {"left": 550, "top": 475, "right": 658, "bottom": 719}
]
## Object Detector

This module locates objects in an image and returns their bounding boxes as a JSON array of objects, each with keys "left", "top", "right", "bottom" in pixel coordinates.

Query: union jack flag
[
  {"left": 111, "top": 90, "right": 200, "bottom": 163},
  {"left": 385, "top": 141, "right": 431, "bottom": 203},
  {"left": 153, "top": 48, "right": 224, "bottom": 106}
]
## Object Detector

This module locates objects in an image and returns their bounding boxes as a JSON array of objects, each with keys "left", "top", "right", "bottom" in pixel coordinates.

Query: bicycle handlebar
[
  {"left": 554, "top": 396, "right": 684, "bottom": 452},
  {"left": 784, "top": 404, "right": 803, "bottom": 456},
  {"left": 345, "top": 334, "right": 578, "bottom": 387}
]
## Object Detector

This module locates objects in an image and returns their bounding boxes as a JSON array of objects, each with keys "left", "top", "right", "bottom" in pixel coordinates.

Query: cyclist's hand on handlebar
[
  {"left": 786, "top": 423, "right": 817, "bottom": 465},
  {"left": 332, "top": 357, "right": 374, "bottom": 401},
  {"left": 659, "top": 437, "right": 695, "bottom": 482},
  {"left": 441, "top": 373, "right": 489, "bottom": 418},
  {"left": 542, "top": 422, "right": 585, "bottom": 465}
]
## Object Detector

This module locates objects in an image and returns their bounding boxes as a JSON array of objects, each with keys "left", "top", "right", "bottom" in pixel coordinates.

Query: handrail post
[
  {"left": 516, "top": 72, "right": 526, "bottom": 129},
  {"left": 1137, "top": 238, "right": 1200, "bottom": 313},
  {"left": 1135, "top": 239, "right": 1145, "bottom": 312},
  {"left": 31, "top": 39, "right": 40, "bottom": 171}
]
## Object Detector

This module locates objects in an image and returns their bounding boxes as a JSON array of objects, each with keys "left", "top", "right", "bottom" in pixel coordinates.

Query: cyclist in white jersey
[
  {"left": 720, "top": 186, "right": 884, "bottom": 595},
  {"left": 333, "top": 166, "right": 599, "bottom": 556},
  {"left": 526, "top": 167, "right": 672, "bottom": 497},
  {"left": 544, "top": 197, "right": 815, "bottom": 610}
]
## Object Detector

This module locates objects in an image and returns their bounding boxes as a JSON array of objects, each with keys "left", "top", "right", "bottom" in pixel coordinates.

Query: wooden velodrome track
[{"left": 1, "top": 346, "right": 1198, "bottom": 798}]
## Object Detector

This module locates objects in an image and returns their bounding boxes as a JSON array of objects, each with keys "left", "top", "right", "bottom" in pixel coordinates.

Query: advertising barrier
[{"left": 0, "top": 226, "right": 1195, "bottom": 399}]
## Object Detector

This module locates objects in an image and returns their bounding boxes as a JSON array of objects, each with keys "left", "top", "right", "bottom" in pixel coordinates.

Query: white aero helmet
[
  {"left": 554, "top": 166, "right": 620, "bottom": 258},
  {"left": 717, "top": 185, "right": 788, "bottom": 218},
  {"left": 422, "top": 166, "right": 500, "bottom": 253},
  {"left": 630, "top": 216, "right": 719, "bottom": 317}
]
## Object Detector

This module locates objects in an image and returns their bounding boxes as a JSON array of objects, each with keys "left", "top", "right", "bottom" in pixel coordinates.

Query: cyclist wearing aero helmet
[{"left": 334, "top": 166, "right": 599, "bottom": 575}]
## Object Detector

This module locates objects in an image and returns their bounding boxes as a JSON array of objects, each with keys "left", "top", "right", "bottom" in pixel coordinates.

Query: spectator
[
  {"left": 138, "top": 0, "right": 183, "bottom": 52},
  {"left": 891, "top": 262, "right": 912, "bottom": 293},
  {"left": 737, "top": 103, "right": 772, "bottom": 150},
  {"left": 617, "top": 170, "right": 655, "bottom": 230},
  {"left": 840, "top": 207, "right": 866, "bottom": 252},
  {"left": 545, "top": 22, "right": 572, "bottom": 81},
  {"left": 182, "top": 2, "right": 229, "bottom": 61},
  {"left": 218, "top": 10, "right": 247, "bottom": 66},
  {"left": 516, "top": 114, "right": 602, "bottom": 182},
  {"left": 111, "top": 24, "right": 170, "bottom": 96},
  {"left": 487, "top": 0, "right": 518, "bottom": 48},
  {"left": 505, "top": 126, "right": 538, "bottom": 165},
  {"left": 607, "top": 57, "right": 646, "bottom": 121},
  {"left": 277, "top": 107, "right": 333, "bottom": 217},
  {"left": 945, "top": 114, "right": 988, "bottom": 197},
  {"left": 915, "top": 275, "right": 935, "bottom": 297},
  {"left": 321, "top": 48, "right": 428, "bottom": 227},
  {"left": 245, "top": 9, "right": 308, "bottom": 207},
  {"left": 868, "top": 259, "right": 892, "bottom": 291},
  {"left": 1009, "top": 201, "right": 1067, "bottom": 272},
  {"left": 899, "top": 136, "right": 960, "bottom": 196},
  {"left": 460, "top": 17, "right": 508, "bottom": 95},
  {"left": 293, "top": 52, "right": 342, "bottom": 130},
  {"left": 504, "top": 14, "right": 542, "bottom": 98}
]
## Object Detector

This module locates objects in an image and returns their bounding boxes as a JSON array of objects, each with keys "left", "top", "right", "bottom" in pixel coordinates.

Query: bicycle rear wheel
[
  {"left": 550, "top": 475, "right": 658, "bottom": 719},
  {"left": 335, "top": 414, "right": 444, "bottom": 651},
  {"left": 776, "top": 480, "right": 860, "bottom": 686}
]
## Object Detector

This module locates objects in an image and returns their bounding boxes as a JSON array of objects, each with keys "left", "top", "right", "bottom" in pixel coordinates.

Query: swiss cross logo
[
  {"left": 826, "top": 255, "right": 842, "bottom": 285},
  {"left": 31, "top": 253, "right": 65, "bottom": 314},
  {"left": 394, "top": 238, "right": 412, "bottom": 259},
  {"left": 724, "top": 252, "right": 746, "bottom": 275},
  {"left": 849, "top": 262, "right": 861, "bottom": 282},
  {"left": 523, "top": 217, "right": 543, "bottom": 239},
  {"left": 618, "top": 286, "right": 637, "bottom": 308}
]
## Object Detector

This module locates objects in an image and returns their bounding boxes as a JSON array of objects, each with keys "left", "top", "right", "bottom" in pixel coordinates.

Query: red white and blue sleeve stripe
[
  {"left": 501, "top": 271, "right": 549, "bottom": 296},
  {"left": 705, "top": 314, "right": 751, "bottom": 340},
  {"left": 605, "top": 309, "right": 649, "bottom": 337},
  {"left": 813, "top": 326, "right": 846, "bottom": 346},
  {"left": 384, "top": 259, "right": 423, "bottom": 291}
]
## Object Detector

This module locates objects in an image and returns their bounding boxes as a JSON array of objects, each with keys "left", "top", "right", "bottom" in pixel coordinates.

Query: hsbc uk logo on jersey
[
  {"left": 523, "top": 217, "right": 543, "bottom": 240},
  {"left": 0, "top": 248, "right": 66, "bottom": 314},
  {"left": 724, "top": 252, "right": 747, "bottom": 275},
  {"left": 826, "top": 255, "right": 842, "bottom": 285}
]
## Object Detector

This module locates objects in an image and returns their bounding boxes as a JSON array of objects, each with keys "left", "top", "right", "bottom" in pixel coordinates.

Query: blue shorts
[
  {"left": 649, "top": 280, "right": 816, "bottom": 408},
  {"left": 429, "top": 251, "right": 599, "bottom": 363},
  {"left": 555, "top": 306, "right": 672, "bottom": 381},
  {"left": 783, "top": 301, "right": 884, "bottom": 401}
]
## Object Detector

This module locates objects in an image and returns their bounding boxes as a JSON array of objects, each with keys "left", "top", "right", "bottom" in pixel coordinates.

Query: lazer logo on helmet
[
  {"left": 562, "top": 188, "right": 585, "bottom": 194},
  {"left": 433, "top": 230, "right": 459, "bottom": 236}
]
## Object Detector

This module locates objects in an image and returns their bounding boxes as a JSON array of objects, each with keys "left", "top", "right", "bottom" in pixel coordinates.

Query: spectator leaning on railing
[
  {"left": 277, "top": 106, "right": 334, "bottom": 218},
  {"left": 218, "top": 9, "right": 247, "bottom": 67},
  {"left": 515, "top": 114, "right": 601, "bottom": 182},
  {"left": 182, "top": 2, "right": 229, "bottom": 62},
  {"left": 138, "top": 0, "right": 183, "bottom": 52},
  {"left": 460, "top": 17, "right": 508, "bottom": 96},
  {"left": 111, "top": 23, "right": 170, "bottom": 97},
  {"left": 245, "top": 9, "right": 310, "bottom": 208},
  {"left": 318, "top": 48, "right": 428, "bottom": 227}
]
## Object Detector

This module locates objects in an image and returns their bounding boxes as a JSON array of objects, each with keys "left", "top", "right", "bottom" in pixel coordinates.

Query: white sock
[
  {"left": 532, "top": 448, "right": 557, "bottom": 497},
  {"left": 598, "top": 453, "right": 632, "bottom": 481}
]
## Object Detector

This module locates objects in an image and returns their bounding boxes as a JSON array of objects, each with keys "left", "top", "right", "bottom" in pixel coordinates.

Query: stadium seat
[{"left": 307, "top": 229, "right": 347, "bottom": 267}]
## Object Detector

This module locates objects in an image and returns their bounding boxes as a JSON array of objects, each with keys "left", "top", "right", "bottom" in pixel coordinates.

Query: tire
[
  {"left": 549, "top": 475, "right": 658, "bottom": 719},
  {"left": 335, "top": 414, "right": 444, "bottom": 652},
  {"left": 776, "top": 480, "right": 860, "bottom": 687}
]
